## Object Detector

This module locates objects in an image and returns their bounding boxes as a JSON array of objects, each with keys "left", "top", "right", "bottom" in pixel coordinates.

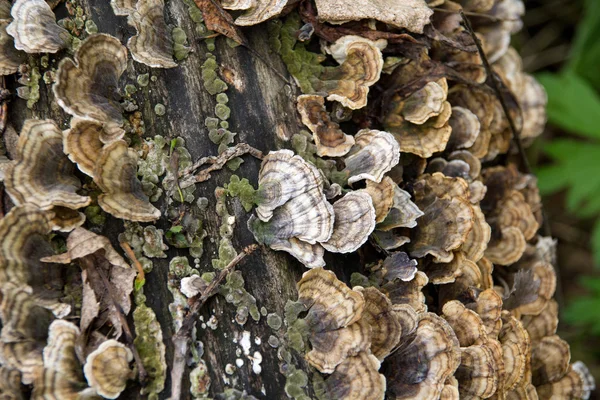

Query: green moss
[
  {"left": 201, "top": 54, "right": 228, "bottom": 95},
  {"left": 84, "top": 205, "right": 106, "bottom": 226},
  {"left": 224, "top": 175, "right": 256, "bottom": 212},
  {"left": 350, "top": 272, "right": 373, "bottom": 288},
  {"left": 85, "top": 19, "right": 98, "bottom": 34},
  {"left": 19, "top": 62, "right": 41, "bottom": 109},
  {"left": 133, "top": 302, "right": 167, "bottom": 398}
]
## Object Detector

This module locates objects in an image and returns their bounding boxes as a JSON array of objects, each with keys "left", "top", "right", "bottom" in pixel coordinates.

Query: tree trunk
[{"left": 4, "top": 1, "right": 357, "bottom": 399}]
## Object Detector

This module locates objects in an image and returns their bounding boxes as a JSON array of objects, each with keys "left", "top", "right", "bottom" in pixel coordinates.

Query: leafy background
[{"left": 521, "top": 0, "right": 600, "bottom": 391}]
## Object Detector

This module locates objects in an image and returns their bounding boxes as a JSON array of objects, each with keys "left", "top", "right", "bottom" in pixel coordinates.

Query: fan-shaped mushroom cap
[
  {"left": 413, "top": 173, "right": 470, "bottom": 204},
  {"left": 531, "top": 335, "right": 571, "bottom": 386},
  {"left": 5, "top": 119, "right": 91, "bottom": 212},
  {"left": 372, "top": 252, "right": 418, "bottom": 283},
  {"left": 314, "top": 0, "right": 433, "bottom": 33},
  {"left": 500, "top": 312, "right": 531, "bottom": 391},
  {"left": 110, "top": 0, "right": 137, "bottom": 15},
  {"left": 234, "top": 0, "right": 289, "bottom": 26},
  {"left": 255, "top": 149, "right": 326, "bottom": 222},
  {"left": 485, "top": 226, "right": 527, "bottom": 266},
  {"left": 514, "top": 262, "right": 556, "bottom": 316},
  {"left": 364, "top": 177, "right": 395, "bottom": 223},
  {"left": 54, "top": 34, "right": 127, "bottom": 135},
  {"left": 456, "top": 340, "right": 503, "bottom": 398},
  {"left": 296, "top": 95, "right": 355, "bottom": 157},
  {"left": 0, "top": 20, "right": 26, "bottom": 75},
  {"left": 127, "top": 0, "right": 176, "bottom": 68},
  {"left": 63, "top": 119, "right": 117, "bottom": 177},
  {"left": 521, "top": 300, "right": 558, "bottom": 342},
  {"left": 462, "top": 204, "right": 491, "bottom": 262},
  {"left": 297, "top": 268, "right": 364, "bottom": 331},
  {"left": 466, "top": 289, "right": 503, "bottom": 338},
  {"left": 497, "top": 191, "right": 539, "bottom": 241},
  {"left": 84, "top": 340, "right": 134, "bottom": 399},
  {"left": 409, "top": 196, "right": 474, "bottom": 263},
  {"left": 325, "top": 352, "right": 385, "bottom": 400},
  {"left": 377, "top": 184, "right": 423, "bottom": 231},
  {"left": 0, "top": 285, "right": 53, "bottom": 384},
  {"left": 382, "top": 271, "right": 429, "bottom": 313},
  {"left": 442, "top": 300, "right": 488, "bottom": 347},
  {"left": 94, "top": 140, "right": 161, "bottom": 222},
  {"left": 449, "top": 150, "right": 482, "bottom": 180},
  {"left": 0, "top": 367, "right": 23, "bottom": 400},
  {"left": 447, "top": 106, "right": 481, "bottom": 150},
  {"left": 536, "top": 361, "right": 595, "bottom": 400},
  {"left": 402, "top": 80, "right": 448, "bottom": 125},
  {"left": 320, "top": 36, "right": 385, "bottom": 110},
  {"left": 306, "top": 317, "right": 371, "bottom": 374},
  {"left": 322, "top": 191, "right": 376, "bottom": 253},
  {"left": 6, "top": 0, "right": 71, "bottom": 53},
  {"left": 344, "top": 130, "right": 399, "bottom": 184},
  {"left": 270, "top": 237, "right": 326, "bottom": 269},
  {"left": 386, "top": 313, "right": 461, "bottom": 400},
  {"left": 420, "top": 252, "right": 466, "bottom": 285},
  {"left": 222, "top": 0, "right": 255, "bottom": 10},
  {"left": 440, "top": 376, "right": 459, "bottom": 400},
  {"left": 355, "top": 287, "right": 402, "bottom": 360}
]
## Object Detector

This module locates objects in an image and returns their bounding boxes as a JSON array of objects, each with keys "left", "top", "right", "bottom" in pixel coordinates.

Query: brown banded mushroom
[
  {"left": 296, "top": 94, "right": 355, "bottom": 157},
  {"left": 364, "top": 177, "right": 396, "bottom": 223},
  {"left": 536, "top": 361, "right": 595, "bottom": 400},
  {"left": 382, "top": 271, "right": 429, "bottom": 313},
  {"left": 94, "top": 140, "right": 161, "bottom": 222},
  {"left": 520, "top": 300, "right": 559, "bottom": 342},
  {"left": 0, "top": 367, "right": 23, "bottom": 400},
  {"left": 318, "top": 36, "right": 386, "bottom": 110},
  {"left": 531, "top": 335, "right": 571, "bottom": 386},
  {"left": 255, "top": 149, "right": 325, "bottom": 222},
  {"left": 513, "top": 262, "right": 556, "bottom": 317},
  {"left": 314, "top": 0, "right": 433, "bottom": 33},
  {"left": 110, "top": 0, "right": 137, "bottom": 15},
  {"left": 355, "top": 287, "right": 402, "bottom": 361},
  {"left": 63, "top": 119, "right": 112, "bottom": 177},
  {"left": 376, "top": 184, "right": 423, "bottom": 231},
  {"left": 321, "top": 191, "right": 376, "bottom": 254},
  {"left": 127, "top": 0, "right": 177, "bottom": 68},
  {"left": 466, "top": 289, "right": 504, "bottom": 338},
  {"left": 447, "top": 106, "right": 481, "bottom": 151},
  {"left": 4, "top": 119, "right": 91, "bottom": 219},
  {"left": 6, "top": 0, "right": 71, "bottom": 53},
  {"left": 343, "top": 130, "right": 400, "bottom": 184},
  {"left": 270, "top": 237, "right": 326, "bottom": 269},
  {"left": 385, "top": 313, "right": 461, "bottom": 400},
  {"left": 297, "top": 268, "right": 364, "bottom": 331},
  {"left": 234, "top": 0, "right": 290, "bottom": 26},
  {"left": 53, "top": 34, "right": 128, "bottom": 137},
  {"left": 222, "top": 0, "right": 256, "bottom": 10},
  {"left": 324, "top": 352, "right": 386, "bottom": 400},
  {"left": 0, "top": 20, "right": 26, "bottom": 75},
  {"left": 84, "top": 340, "right": 134, "bottom": 399},
  {"left": 499, "top": 312, "right": 531, "bottom": 392}
]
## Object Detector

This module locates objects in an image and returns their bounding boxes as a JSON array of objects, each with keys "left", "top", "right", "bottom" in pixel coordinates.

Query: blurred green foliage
[{"left": 535, "top": 0, "right": 600, "bottom": 327}]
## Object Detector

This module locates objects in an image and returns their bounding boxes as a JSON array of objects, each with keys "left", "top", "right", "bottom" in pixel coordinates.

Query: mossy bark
[{"left": 3, "top": 2, "right": 362, "bottom": 398}]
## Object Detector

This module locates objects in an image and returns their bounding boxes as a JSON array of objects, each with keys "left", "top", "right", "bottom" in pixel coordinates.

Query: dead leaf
[
  {"left": 42, "top": 227, "right": 136, "bottom": 338},
  {"left": 193, "top": 0, "right": 246, "bottom": 45},
  {"left": 502, "top": 268, "right": 540, "bottom": 310}
]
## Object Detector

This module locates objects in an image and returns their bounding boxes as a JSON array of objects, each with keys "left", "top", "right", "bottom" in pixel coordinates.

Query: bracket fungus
[
  {"left": 6, "top": 0, "right": 71, "bottom": 53},
  {"left": 321, "top": 191, "right": 376, "bottom": 254},
  {"left": 110, "top": 0, "right": 137, "bottom": 15},
  {"left": 4, "top": 119, "right": 91, "bottom": 218},
  {"left": 54, "top": 34, "right": 128, "bottom": 136},
  {"left": 296, "top": 94, "right": 355, "bottom": 157},
  {"left": 0, "top": 20, "right": 26, "bottom": 76},
  {"left": 63, "top": 119, "right": 114, "bottom": 177},
  {"left": 324, "top": 352, "right": 386, "bottom": 400},
  {"left": 343, "top": 129, "right": 400, "bottom": 184},
  {"left": 94, "top": 140, "right": 161, "bottom": 222},
  {"left": 234, "top": 0, "right": 291, "bottom": 26},
  {"left": 319, "top": 36, "right": 386, "bottom": 110},
  {"left": 127, "top": 0, "right": 177, "bottom": 68},
  {"left": 84, "top": 340, "right": 134, "bottom": 399},
  {"left": 314, "top": 0, "right": 432, "bottom": 33}
]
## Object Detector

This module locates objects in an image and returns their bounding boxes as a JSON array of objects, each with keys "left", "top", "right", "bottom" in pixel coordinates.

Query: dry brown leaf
[{"left": 193, "top": 0, "right": 246, "bottom": 45}]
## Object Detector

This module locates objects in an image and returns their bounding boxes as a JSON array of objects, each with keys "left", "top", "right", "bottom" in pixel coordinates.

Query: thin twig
[
  {"left": 170, "top": 244, "right": 259, "bottom": 400},
  {"left": 179, "top": 143, "right": 263, "bottom": 188},
  {"left": 433, "top": 7, "right": 520, "bottom": 23},
  {"left": 83, "top": 258, "right": 148, "bottom": 384},
  {"left": 120, "top": 241, "right": 145, "bottom": 283}
]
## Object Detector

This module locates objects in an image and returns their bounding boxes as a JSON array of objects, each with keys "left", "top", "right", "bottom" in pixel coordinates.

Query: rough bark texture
[{"left": 3, "top": 2, "right": 360, "bottom": 399}]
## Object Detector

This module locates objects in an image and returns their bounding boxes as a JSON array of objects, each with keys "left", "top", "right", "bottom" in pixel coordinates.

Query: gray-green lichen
[
  {"left": 172, "top": 27, "right": 191, "bottom": 61},
  {"left": 16, "top": 60, "right": 41, "bottom": 109},
  {"left": 267, "top": 313, "right": 283, "bottom": 331},
  {"left": 190, "top": 361, "right": 211, "bottom": 398},
  {"left": 224, "top": 175, "right": 256, "bottom": 212},
  {"left": 85, "top": 19, "right": 98, "bottom": 34},
  {"left": 212, "top": 187, "right": 237, "bottom": 270},
  {"left": 201, "top": 54, "right": 228, "bottom": 95},
  {"left": 142, "top": 226, "right": 168, "bottom": 258},
  {"left": 118, "top": 222, "right": 154, "bottom": 273},
  {"left": 216, "top": 389, "right": 258, "bottom": 400},
  {"left": 133, "top": 289, "right": 167, "bottom": 400},
  {"left": 284, "top": 368, "right": 310, "bottom": 400},
  {"left": 168, "top": 256, "right": 199, "bottom": 331},
  {"left": 219, "top": 270, "right": 260, "bottom": 325},
  {"left": 154, "top": 103, "right": 166, "bottom": 116},
  {"left": 137, "top": 73, "right": 150, "bottom": 87}
]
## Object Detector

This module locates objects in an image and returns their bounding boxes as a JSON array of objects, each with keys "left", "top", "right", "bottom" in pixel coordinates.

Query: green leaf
[
  {"left": 536, "top": 72, "right": 600, "bottom": 139},
  {"left": 169, "top": 225, "right": 184, "bottom": 233},
  {"left": 567, "top": 0, "right": 600, "bottom": 89},
  {"left": 592, "top": 221, "right": 600, "bottom": 267}
]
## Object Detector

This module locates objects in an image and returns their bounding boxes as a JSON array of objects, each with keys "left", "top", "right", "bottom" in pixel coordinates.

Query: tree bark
[{"left": 4, "top": 1, "right": 360, "bottom": 398}]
